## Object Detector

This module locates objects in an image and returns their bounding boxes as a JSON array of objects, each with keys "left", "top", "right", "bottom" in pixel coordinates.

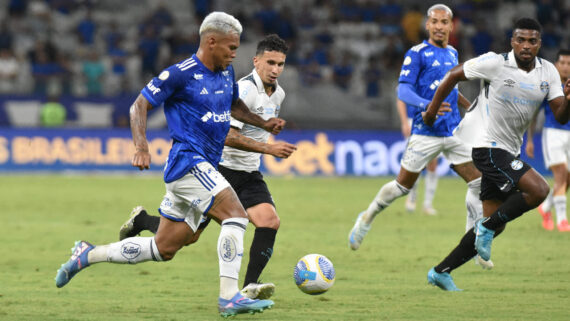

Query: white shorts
[
  {"left": 542, "top": 127, "right": 570, "bottom": 170},
  {"left": 159, "top": 162, "right": 230, "bottom": 232},
  {"left": 401, "top": 134, "right": 472, "bottom": 173}
]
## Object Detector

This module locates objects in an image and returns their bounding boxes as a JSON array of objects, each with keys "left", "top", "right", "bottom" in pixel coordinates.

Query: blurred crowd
[{"left": 0, "top": 0, "right": 568, "bottom": 99}]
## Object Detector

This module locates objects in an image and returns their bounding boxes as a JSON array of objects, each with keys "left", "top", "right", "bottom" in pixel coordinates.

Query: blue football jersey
[
  {"left": 399, "top": 40, "right": 461, "bottom": 136},
  {"left": 141, "top": 54, "right": 239, "bottom": 183},
  {"left": 543, "top": 85, "right": 570, "bottom": 130}
]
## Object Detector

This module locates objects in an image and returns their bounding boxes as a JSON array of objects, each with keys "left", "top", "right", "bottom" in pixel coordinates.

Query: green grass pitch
[{"left": 1, "top": 175, "right": 568, "bottom": 320}]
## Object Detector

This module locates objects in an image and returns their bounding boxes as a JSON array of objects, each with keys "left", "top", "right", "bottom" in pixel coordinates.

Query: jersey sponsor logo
[
  {"left": 519, "top": 82, "right": 535, "bottom": 90},
  {"left": 400, "top": 69, "right": 411, "bottom": 77},
  {"left": 200, "top": 87, "right": 209, "bottom": 95},
  {"left": 499, "top": 93, "right": 542, "bottom": 107},
  {"left": 256, "top": 106, "right": 264, "bottom": 113},
  {"left": 193, "top": 73, "right": 203, "bottom": 80},
  {"left": 498, "top": 181, "right": 510, "bottom": 191},
  {"left": 540, "top": 81, "right": 549, "bottom": 93},
  {"left": 146, "top": 80, "right": 161, "bottom": 95},
  {"left": 201, "top": 111, "right": 231, "bottom": 123},
  {"left": 510, "top": 159, "right": 523, "bottom": 170},
  {"left": 158, "top": 71, "right": 169, "bottom": 80},
  {"left": 121, "top": 242, "right": 142, "bottom": 260},
  {"left": 503, "top": 79, "right": 516, "bottom": 87},
  {"left": 431, "top": 60, "right": 440, "bottom": 67},
  {"left": 403, "top": 56, "right": 412, "bottom": 65},
  {"left": 424, "top": 51, "right": 433, "bottom": 57}
]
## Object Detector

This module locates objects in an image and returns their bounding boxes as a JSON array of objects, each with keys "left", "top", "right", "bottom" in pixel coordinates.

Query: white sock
[
  {"left": 465, "top": 177, "right": 483, "bottom": 231},
  {"left": 87, "top": 236, "right": 163, "bottom": 264},
  {"left": 363, "top": 180, "right": 409, "bottom": 224},
  {"left": 542, "top": 189, "right": 554, "bottom": 212},
  {"left": 553, "top": 195, "right": 567, "bottom": 224},
  {"left": 218, "top": 217, "right": 248, "bottom": 299},
  {"left": 423, "top": 171, "right": 438, "bottom": 209}
]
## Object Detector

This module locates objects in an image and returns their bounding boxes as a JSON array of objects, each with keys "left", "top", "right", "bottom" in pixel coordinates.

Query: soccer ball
[{"left": 293, "top": 254, "right": 335, "bottom": 295}]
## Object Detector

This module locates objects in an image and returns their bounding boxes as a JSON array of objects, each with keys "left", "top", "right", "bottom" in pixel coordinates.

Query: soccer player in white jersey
[
  {"left": 54, "top": 12, "right": 285, "bottom": 316},
  {"left": 119, "top": 34, "right": 297, "bottom": 300},
  {"left": 525, "top": 49, "right": 570, "bottom": 232},
  {"left": 348, "top": 5, "right": 486, "bottom": 266},
  {"left": 396, "top": 97, "right": 439, "bottom": 215},
  {"left": 424, "top": 18, "right": 570, "bottom": 291}
]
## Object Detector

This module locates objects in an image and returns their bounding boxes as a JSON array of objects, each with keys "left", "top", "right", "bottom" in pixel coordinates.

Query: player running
[
  {"left": 425, "top": 18, "right": 570, "bottom": 291},
  {"left": 54, "top": 12, "right": 284, "bottom": 317},
  {"left": 349, "top": 4, "right": 488, "bottom": 269},
  {"left": 118, "top": 34, "right": 297, "bottom": 300}
]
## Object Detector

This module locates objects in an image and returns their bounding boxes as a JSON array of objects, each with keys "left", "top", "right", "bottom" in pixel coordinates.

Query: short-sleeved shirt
[
  {"left": 399, "top": 40, "right": 461, "bottom": 137},
  {"left": 220, "top": 68, "right": 285, "bottom": 172},
  {"left": 141, "top": 54, "right": 239, "bottom": 183},
  {"left": 463, "top": 50, "right": 564, "bottom": 155}
]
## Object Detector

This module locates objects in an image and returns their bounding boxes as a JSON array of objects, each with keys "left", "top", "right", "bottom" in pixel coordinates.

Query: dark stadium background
[{"left": 0, "top": 0, "right": 566, "bottom": 174}]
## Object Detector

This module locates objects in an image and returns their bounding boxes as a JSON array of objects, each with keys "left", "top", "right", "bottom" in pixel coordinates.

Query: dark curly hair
[
  {"left": 513, "top": 17, "right": 542, "bottom": 33},
  {"left": 256, "top": 34, "right": 288, "bottom": 55}
]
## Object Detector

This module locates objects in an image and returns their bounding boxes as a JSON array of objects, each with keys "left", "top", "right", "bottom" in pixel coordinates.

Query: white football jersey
[
  {"left": 462, "top": 50, "right": 563, "bottom": 155},
  {"left": 220, "top": 69, "right": 285, "bottom": 172}
]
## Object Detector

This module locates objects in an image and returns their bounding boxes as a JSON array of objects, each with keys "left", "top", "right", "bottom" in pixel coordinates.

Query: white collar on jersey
[
  {"left": 506, "top": 50, "right": 543, "bottom": 70},
  {"left": 251, "top": 68, "right": 278, "bottom": 94}
]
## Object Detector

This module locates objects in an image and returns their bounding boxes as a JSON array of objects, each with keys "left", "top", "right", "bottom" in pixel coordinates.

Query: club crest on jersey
[
  {"left": 540, "top": 81, "right": 549, "bottom": 93},
  {"left": 510, "top": 160, "right": 523, "bottom": 170}
]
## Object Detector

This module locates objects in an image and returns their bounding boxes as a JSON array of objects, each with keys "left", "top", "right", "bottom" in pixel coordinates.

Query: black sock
[
  {"left": 434, "top": 226, "right": 506, "bottom": 274},
  {"left": 243, "top": 227, "right": 277, "bottom": 288},
  {"left": 434, "top": 228, "right": 477, "bottom": 273},
  {"left": 133, "top": 210, "right": 160, "bottom": 234},
  {"left": 482, "top": 192, "right": 533, "bottom": 230}
]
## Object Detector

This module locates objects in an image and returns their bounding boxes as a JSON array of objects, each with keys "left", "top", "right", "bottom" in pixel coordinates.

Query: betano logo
[{"left": 201, "top": 111, "right": 231, "bottom": 123}]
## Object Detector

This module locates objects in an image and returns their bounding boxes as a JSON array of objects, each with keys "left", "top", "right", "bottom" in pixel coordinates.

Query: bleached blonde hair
[
  {"left": 427, "top": 4, "right": 453, "bottom": 18},
  {"left": 199, "top": 12, "right": 242, "bottom": 36}
]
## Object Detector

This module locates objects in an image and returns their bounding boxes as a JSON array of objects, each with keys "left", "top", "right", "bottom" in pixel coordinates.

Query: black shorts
[
  {"left": 472, "top": 147, "right": 531, "bottom": 201},
  {"left": 218, "top": 165, "right": 275, "bottom": 209}
]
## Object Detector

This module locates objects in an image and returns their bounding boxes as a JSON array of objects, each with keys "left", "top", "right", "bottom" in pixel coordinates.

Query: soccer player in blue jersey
[
  {"left": 396, "top": 97, "right": 439, "bottom": 215},
  {"left": 349, "top": 5, "right": 487, "bottom": 268},
  {"left": 54, "top": 12, "right": 284, "bottom": 317},
  {"left": 525, "top": 49, "right": 570, "bottom": 232},
  {"left": 118, "top": 34, "right": 297, "bottom": 300}
]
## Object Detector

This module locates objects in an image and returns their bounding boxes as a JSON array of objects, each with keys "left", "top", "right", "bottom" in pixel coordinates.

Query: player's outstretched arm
[
  {"left": 549, "top": 79, "right": 570, "bottom": 125},
  {"left": 423, "top": 64, "right": 468, "bottom": 126},
  {"left": 130, "top": 94, "right": 153, "bottom": 170},
  {"left": 230, "top": 98, "right": 286, "bottom": 134},
  {"left": 225, "top": 127, "right": 297, "bottom": 158}
]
